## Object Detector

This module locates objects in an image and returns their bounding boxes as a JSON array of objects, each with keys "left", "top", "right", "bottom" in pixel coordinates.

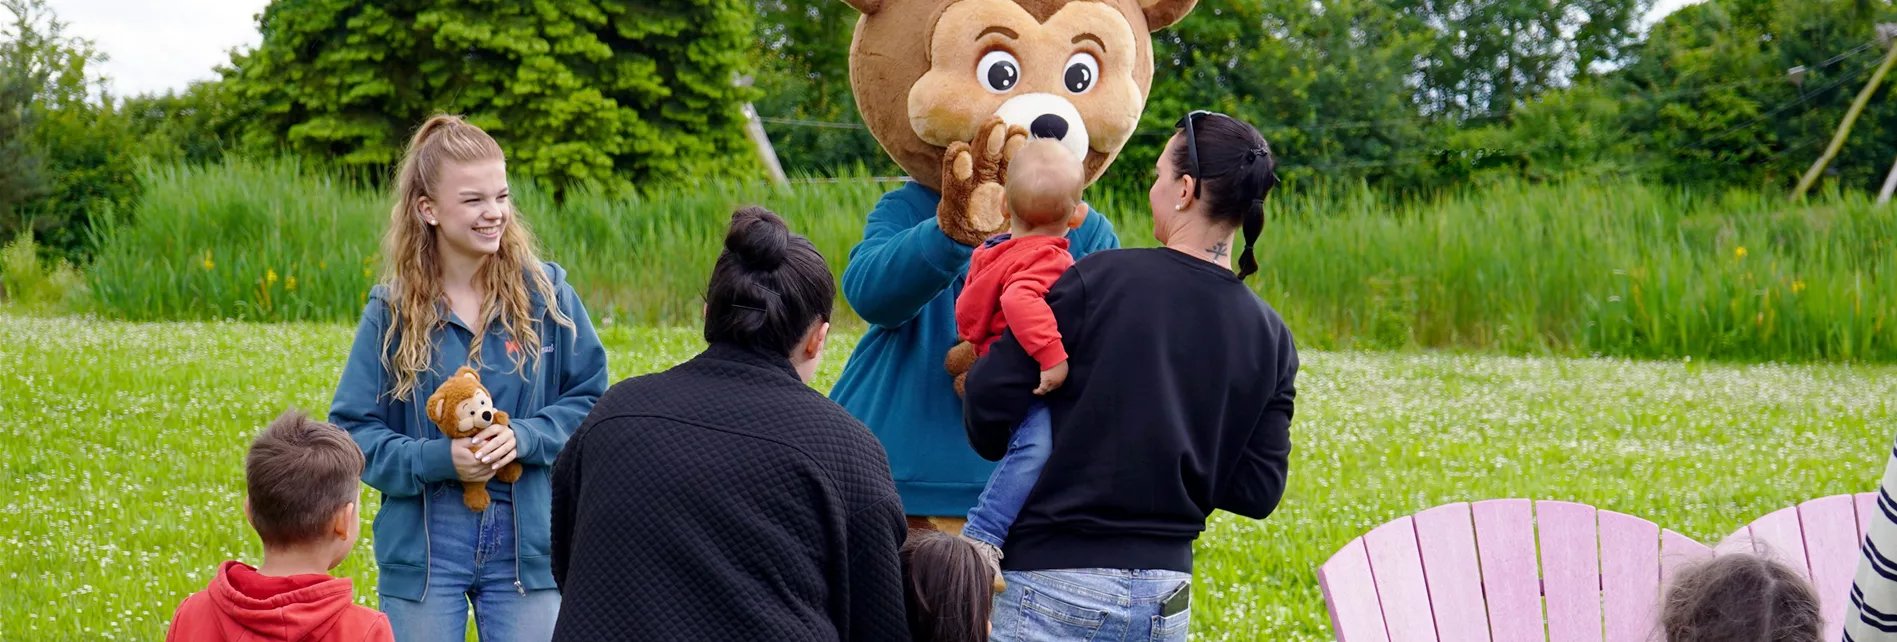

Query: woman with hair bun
[{"left": 549, "top": 207, "right": 911, "bottom": 641}]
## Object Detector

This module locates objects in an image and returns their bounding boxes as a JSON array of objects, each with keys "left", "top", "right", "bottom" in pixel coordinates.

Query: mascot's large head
[{"left": 841, "top": 0, "right": 1197, "bottom": 190}]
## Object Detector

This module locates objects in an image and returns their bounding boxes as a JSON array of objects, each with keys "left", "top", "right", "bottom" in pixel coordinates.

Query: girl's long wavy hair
[{"left": 380, "top": 114, "right": 570, "bottom": 402}]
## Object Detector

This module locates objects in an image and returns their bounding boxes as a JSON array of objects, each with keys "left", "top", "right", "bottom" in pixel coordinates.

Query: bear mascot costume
[{"left": 828, "top": 0, "right": 1198, "bottom": 532}]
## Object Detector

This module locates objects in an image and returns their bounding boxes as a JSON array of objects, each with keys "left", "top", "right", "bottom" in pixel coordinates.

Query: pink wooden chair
[
  {"left": 1318, "top": 495, "right": 1874, "bottom": 642},
  {"left": 1714, "top": 493, "right": 1879, "bottom": 642}
]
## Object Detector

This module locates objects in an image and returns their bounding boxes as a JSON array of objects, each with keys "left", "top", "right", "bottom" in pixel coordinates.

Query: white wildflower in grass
[{"left": 3, "top": 313, "right": 1895, "bottom": 639}]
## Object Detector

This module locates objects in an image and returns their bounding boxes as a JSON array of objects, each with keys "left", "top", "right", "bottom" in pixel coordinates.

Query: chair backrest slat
[
  {"left": 1597, "top": 510, "right": 1660, "bottom": 642},
  {"left": 1860, "top": 491, "right": 1879, "bottom": 539},
  {"left": 1415, "top": 503, "right": 1494, "bottom": 642},
  {"left": 1321, "top": 538, "right": 1394, "bottom": 642},
  {"left": 1366, "top": 516, "right": 1441, "bottom": 642},
  {"left": 1798, "top": 494, "right": 1861, "bottom": 642},
  {"left": 1535, "top": 501, "right": 1603, "bottom": 642},
  {"left": 1660, "top": 528, "right": 1712, "bottom": 587},
  {"left": 1473, "top": 499, "right": 1547, "bottom": 642}
]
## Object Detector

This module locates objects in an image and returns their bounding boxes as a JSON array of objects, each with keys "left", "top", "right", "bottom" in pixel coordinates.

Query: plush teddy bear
[{"left": 425, "top": 366, "right": 522, "bottom": 512}]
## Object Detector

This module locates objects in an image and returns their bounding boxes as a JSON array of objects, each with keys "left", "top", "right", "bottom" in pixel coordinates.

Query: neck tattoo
[{"left": 1206, "top": 242, "right": 1229, "bottom": 261}]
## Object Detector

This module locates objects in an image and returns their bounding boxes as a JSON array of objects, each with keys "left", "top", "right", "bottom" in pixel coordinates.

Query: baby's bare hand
[{"left": 1035, "top": 361, "right": 1070, "bottom": 396}]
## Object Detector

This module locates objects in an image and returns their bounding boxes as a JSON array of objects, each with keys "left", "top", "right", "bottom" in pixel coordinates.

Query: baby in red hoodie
[
  {"left": 168, "top": 410, "right": 391, "bottom": 642},
  {"left": 953, "top": 139, "right": 1090, "bottom": 584}
]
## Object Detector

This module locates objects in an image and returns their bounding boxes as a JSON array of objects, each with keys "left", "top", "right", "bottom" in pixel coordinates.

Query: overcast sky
[{"left": 51, "top": 0, "right": 1708, "bottom": 98}]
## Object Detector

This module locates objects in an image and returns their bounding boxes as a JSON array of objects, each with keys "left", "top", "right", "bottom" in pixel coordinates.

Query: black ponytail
[
  {"left": 1170, "top": 114, "right": 1280, "bottom": 278},
  {"left": 704, "top": 206, "right": 835, "bottom": 356}
]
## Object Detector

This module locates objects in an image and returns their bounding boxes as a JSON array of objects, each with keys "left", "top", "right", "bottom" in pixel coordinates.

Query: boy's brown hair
[
  {"left": 1004, "top": 139, "right": 1085, "bottom": 227},
  {"left": 246, "top": 410, "right": 365, "bottom": 547},
  {"left": 1662, "top": 552, "right": 1821, "bottom": 642}
]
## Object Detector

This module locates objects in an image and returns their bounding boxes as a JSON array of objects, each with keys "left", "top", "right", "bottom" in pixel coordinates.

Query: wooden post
[
  {"left": 1793, "top": 25, "right": 1897, "bottom": 201},
  {"left": 1878, "top": 153, "right": 1897, "bottom": 204},
  {"left": 741, "top": 103, "right": 789, "bottom": 187}
]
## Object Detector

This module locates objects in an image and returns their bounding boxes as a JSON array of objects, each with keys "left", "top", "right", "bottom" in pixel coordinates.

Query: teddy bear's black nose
[
  {"left": 481, "top": 410, "right": 492, "bottom": 422},
  {"left": 1030, "top": 114, "right": 1069, "bottom": 141}
]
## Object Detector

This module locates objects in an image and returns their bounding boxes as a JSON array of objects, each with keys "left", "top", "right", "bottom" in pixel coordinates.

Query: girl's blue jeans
[{"left": 380, "top": 488, "right": 560, "bottom": 642}]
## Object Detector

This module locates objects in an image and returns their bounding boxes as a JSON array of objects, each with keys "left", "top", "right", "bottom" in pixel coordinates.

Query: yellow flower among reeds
[
  {"left": 1792, "top": 280, "right": 1807, "bottom": 294},
  {"left": 201, "top": 250, "right": 214, "bottom": 271},
  {"left": 266, "top": 269, "right": 279, "bottom": 286},
  {"left": 1735, "top": 246, "right": 1748, "bottom": 259},
  {"left": 286, "top": 276, "right": 297, "bottom": 291}
]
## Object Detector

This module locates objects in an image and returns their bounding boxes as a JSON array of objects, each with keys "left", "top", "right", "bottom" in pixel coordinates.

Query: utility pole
[{"left": 1794, "top": 24, "right": 1897, "bottom": 202}]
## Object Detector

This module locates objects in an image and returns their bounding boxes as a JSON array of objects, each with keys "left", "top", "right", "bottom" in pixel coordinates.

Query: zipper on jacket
[
  {"left": 511, "top": 317, "right": 551, "bottom": 596},
  {"left": 413, "top": 394, "right": 434, "bottom": 602}
]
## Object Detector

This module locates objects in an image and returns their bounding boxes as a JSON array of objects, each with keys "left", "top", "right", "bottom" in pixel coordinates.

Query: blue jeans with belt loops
[
  {"left": 989, "top": 568, "right": 1193, "bottom": 641},
  {"left": 379, "top": 488, "right": 559, "bottom": 642}
]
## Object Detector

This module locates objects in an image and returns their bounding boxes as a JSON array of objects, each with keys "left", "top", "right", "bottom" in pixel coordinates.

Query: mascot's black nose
[
  {"left": 481, "top": 410, "right": 492, "bottom": 422},
  {"left": 1030, "top": 114, "right": 1069, "bottom": 141}
]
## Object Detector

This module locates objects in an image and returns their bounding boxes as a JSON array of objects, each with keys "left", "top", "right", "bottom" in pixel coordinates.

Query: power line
[{"left": 758, "top": 116, "right": 868, "bottom": 130}]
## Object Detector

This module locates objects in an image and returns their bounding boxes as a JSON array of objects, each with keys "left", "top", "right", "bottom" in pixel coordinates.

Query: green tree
[
  {"left": 1, "top": 0, "right": 139, "bottom": 261},
  {"left": 750, "top": 0, "right": 895, "bottom": 176},
  {"left": 123, "top": 78, "right": 241, "bottom": 166},
  {"left": 1117, "top": 0, "right": 1446, "bottom": 193},
  {"left": 1611, "top": 0, "right": 1897, "bottom": 189},
  {"left": 224, "top": 0, "right": 760, "bottom": 192},
  {"left": 0, "top": 44, "right": 48, "bottom": 218},
  {"left": 1391, "top": 0, "right": 1649, "bottom": 119}
]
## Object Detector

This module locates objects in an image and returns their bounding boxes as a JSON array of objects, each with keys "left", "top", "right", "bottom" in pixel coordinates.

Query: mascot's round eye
[
  {"left": 978, "top": 50, "right": 1020, "bottom": 94},
  {"left": 1064, "top": 53, "right": 1099, "bottom": 94}
]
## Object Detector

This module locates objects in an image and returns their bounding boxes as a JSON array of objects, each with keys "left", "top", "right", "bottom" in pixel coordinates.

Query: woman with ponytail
[
  {"left": 963, "top": 112, "right": 1297, "bottom": 640},
  {"left": 328, "top": 115, "right": 609, "bottom": 641},
  {"left": 548, "top": 208, "right": 909, "bottom": 641}
]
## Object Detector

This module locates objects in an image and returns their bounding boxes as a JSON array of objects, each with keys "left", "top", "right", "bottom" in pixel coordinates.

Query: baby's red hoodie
[
  {"left": 167, "top": 560, "right": 391, "bottom": 642},
  {"left": 955, "top": 233, "right": 1074, "bottom": 369}
]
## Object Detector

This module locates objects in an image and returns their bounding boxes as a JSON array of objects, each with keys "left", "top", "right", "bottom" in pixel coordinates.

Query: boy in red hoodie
[
  {"left": 168, "top": 410, "right": 392, "bottom": 642},
  {"left": 953, "top": 139, "right": 1089, "bottom": 585}
]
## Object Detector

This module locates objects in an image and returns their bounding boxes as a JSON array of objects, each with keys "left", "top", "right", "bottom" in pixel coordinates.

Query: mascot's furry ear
[
  {"left": 840, "top": 0, "right": 881, "bottom": 15},
  {"left": 1140, "top": 0, "right": 1197, "bottom": 30}
]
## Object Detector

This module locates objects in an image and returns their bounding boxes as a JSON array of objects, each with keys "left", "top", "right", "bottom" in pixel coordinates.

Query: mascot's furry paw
[
  {"left": 945, "top": 341, "right": 978, "bottom": 397},
  {"left": 939, "top": 118, "right": 1027, "bottom": 247}
]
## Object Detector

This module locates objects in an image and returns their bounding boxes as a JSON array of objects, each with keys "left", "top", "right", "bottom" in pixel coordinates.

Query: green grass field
[{"left": 4, "top": 312, "right": 1893, "bottom": 640}]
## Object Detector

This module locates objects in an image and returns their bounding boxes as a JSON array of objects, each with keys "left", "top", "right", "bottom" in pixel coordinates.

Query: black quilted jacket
[{"left": 550, "top": 342, "right": 911, "bottom": 642}]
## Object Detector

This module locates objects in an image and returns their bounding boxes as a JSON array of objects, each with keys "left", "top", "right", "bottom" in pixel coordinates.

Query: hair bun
[{"left": 725, "top": 206, "right": 791, "bottom": 270}]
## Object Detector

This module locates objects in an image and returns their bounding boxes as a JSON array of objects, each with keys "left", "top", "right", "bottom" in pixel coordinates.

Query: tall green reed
[{"left": 88, "top": 160, "right": 1897, "bottom": 362}]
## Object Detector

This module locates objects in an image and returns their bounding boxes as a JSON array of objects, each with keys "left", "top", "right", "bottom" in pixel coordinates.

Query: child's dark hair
[
  {"left": 900, "top": 530, "right": 994, "bottom": 642},
  {"left": 704, "top": 206, "right": 835, "bottom": 356},
  {"left": 1661, "top": 552, "right": 1821, "bottom": 642},
  {"left": 1169, "top": 112, "right": 1280, "bottom": 279},
  {"left": 246, "top": 410, "right": 364, "bottom": 547}
]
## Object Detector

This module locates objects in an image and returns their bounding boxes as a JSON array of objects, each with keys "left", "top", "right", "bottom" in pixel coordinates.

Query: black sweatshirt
[
  {"left": 550, "top": 343, "right": 911, "bottom": 642},
  {"left": 963, "top": 247, "right": 1297, "bottom": 573}
]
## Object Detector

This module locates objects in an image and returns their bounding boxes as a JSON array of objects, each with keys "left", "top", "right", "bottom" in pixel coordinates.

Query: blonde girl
[{"left": 329, "top": 115, "right": 608, "bottom": 642}]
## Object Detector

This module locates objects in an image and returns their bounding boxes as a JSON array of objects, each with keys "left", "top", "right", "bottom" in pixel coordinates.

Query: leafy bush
[{"left": 0, "top": 230, "right": 86, "bottom": 311}]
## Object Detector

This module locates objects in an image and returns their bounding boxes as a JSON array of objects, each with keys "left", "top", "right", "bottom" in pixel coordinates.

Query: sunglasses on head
[{"left": 1175, "top": 110, "right": 1224, "bottom": 199}]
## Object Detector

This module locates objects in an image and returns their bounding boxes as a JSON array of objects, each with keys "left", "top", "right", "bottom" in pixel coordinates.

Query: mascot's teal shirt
[{"left": 831, "top": 182, "right": 1118, "bottom": 516}]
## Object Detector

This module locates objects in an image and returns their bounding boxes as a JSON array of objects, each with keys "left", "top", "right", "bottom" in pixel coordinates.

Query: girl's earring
[
  {"left": 427, "top": 219, "right": 438, "bottom": 226},
  {"left": 1174, "top": 204, "right": 1184, "bottom": 211}
]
